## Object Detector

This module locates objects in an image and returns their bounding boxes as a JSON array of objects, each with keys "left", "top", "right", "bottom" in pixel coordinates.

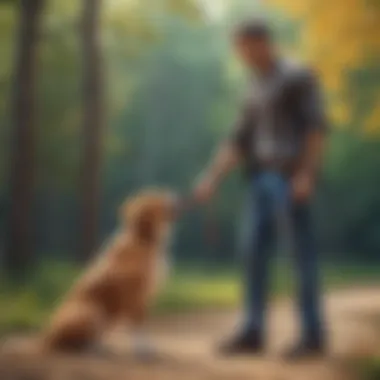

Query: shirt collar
[{"left": 255, "top": 58, "right": 283, "bottom": 81}]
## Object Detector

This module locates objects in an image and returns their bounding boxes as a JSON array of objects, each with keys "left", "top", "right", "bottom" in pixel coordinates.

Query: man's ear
[{"left": 136, "top": 211, "right": 155, "bottom": 242}]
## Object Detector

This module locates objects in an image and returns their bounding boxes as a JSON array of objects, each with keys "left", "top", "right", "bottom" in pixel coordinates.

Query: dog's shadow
[{"left": 79, "top": 346, "right": 192, "bottom": 370}]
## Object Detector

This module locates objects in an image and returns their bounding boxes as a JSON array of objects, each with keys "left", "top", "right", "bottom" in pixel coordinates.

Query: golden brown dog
[{"left": 39, "top": 189, "right": 177, "bottom": 355}]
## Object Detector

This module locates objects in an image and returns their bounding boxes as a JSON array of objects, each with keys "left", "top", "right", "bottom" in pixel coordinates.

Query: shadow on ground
[{"left": 1, "top": 287, "right": 380, "bottom": 380}]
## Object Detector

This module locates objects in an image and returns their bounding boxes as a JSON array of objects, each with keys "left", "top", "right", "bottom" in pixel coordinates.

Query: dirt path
[{"left": 1, "top": 287, "right": 380, "bottom": 380}]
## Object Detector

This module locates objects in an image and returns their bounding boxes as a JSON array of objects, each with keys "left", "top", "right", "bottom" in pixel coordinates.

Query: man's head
[{"left": 233, "top": 19, "right": 274, "bottom": 72}]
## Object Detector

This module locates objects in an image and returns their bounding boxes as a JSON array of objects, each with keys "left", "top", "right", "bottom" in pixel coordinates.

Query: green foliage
[
  {"left": 0, "top": 262, "right": 79, "bottom": 334},
  {"left": 354, "top": 358, "right": 380, "bottom": 380},
  {"left": 1, "top": 261, "right": 379, "bottom": 334},
  {"left": 0, "top": 3, "right": 15, "bottom": 186},
  {"left": 320, "top": 129, "right": 380, "bottom": 258},
  {"left": 1, "top": 0, "right": 380, "bottom": 268}
]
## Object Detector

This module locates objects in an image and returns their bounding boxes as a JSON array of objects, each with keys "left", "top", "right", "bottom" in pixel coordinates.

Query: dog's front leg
[
  {"left": 131, "top": 326, "right": 155, "bottom": 360},
  {"left": 129, "top": 303, "right": 158, "bottom": 361},
  {"left": 104, "top": 319, "right": 130, "bottom": 352}
]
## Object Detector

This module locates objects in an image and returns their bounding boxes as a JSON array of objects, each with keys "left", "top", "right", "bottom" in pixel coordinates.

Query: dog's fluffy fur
[{"left": 39, "top": 189, "right": 176, "bottom": 354}]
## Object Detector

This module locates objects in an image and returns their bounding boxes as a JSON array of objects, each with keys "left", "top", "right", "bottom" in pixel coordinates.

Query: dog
[{"left": 37, "top": 189, "right": 178, "bottom": 357}]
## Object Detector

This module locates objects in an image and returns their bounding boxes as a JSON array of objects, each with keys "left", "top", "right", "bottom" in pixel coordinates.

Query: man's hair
[{"left": 234, "top": 19, "right": 272, "bottom": 41}]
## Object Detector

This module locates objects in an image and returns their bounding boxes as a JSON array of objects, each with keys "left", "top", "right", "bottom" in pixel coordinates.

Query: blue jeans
[{"left": 241, "top": 171, "right": 324, "bottom": 344}]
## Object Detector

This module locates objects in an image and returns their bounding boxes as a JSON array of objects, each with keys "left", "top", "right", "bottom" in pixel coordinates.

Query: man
[{"left": 194, "top": 19, "right": 327, "bottom": 358}]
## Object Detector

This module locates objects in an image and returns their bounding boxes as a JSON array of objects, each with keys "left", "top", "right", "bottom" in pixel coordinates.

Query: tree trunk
[
  {"left": 6, "top": 0, "right": 44, "bottom": 278},
  {"left": 80, "top": 0, "right": 104, "bottom": 261}
]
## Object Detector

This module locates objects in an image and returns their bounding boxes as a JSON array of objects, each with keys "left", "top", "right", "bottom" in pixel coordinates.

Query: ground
[{"left": 1, "top": 287, "right": 380, "bottom": 380}]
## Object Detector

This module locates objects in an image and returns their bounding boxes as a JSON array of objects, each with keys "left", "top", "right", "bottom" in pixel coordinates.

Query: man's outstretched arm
[
  {"left": 194, "top": 142, "right": 241, "bottom": 203},
  {"left": 194, "top": 102, "right": 252, "bottom": 204}
]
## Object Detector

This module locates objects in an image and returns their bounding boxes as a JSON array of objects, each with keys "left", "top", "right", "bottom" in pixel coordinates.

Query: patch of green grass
[
  {"left": 0, "top": 261, "right": 379, "bottom": 335},
  {"left": 0, "top": 262, "right": 79, "bottom": 335},
  {"left": 156, "top": 264, "right": 295, "bottom": 312},
  {"left": 157, "top": 272, "right": 240, "bottom": 313},
  {"left": 157, "top": 262, "right": 380, "bottom": 313},
  {"left": 353, "top": 357, "right": 380, "bottom": 380}
]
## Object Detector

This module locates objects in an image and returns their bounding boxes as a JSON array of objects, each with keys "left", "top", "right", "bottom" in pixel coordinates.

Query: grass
[
  {"left": 352, "top": 357, "right": 380, "bottom": 380},
  {"left": 0, "top": 261, "right": 379, "bottom": 335}
]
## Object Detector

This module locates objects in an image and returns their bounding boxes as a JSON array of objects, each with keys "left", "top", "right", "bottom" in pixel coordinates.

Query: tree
[
  {"left": 79, "top": 0, "right": 201, "bottom": 260},
  {"left": 6, "top": 0, "right": 44, "bottom": 278},
  {"left": 80, "top": 0, "right": 104, "bottom": 261},
  {"left": 267, "top": 0, "right": 380, "bottom": 128}
]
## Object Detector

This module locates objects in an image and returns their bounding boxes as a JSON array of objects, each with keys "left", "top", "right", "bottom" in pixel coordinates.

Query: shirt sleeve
[{"left": 297, "top": 68, "right": 329, "bottom": 132}]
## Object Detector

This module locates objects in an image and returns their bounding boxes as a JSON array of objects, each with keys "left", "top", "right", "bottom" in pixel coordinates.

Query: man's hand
[
  {"left": 292, "top": 130, "right": 324, "bottom": 202},
  {"left": 193, "top": 175, "right": 217, "bottom": 204},
  {"left": 292, "top": 170, "right": 315, "bottom": 203},
  {"left": 193, "top": 143, "right": 240, "bottom": 205}
]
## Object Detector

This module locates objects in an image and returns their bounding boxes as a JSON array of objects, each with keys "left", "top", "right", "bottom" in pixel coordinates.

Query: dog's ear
[
  {"left": 136, "top": 210, "right": 156, "bottom": 242},
  {"left": 120, "top": 197, "right": 139, "bottom": 225}
]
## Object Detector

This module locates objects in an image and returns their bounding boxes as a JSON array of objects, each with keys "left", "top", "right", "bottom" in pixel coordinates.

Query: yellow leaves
[
  {"left": 165, "top": 0, "right": 201, "bottom": 21},
  {"left": 330, "top": 101, "right": 350, "bottom": 126},
  {"left": 269, "top": 0, "right": 380, "bottom": 131},
  {"left": 269, "top": 0, "right": 380, "bottom": 66},
  {"left": 104, "top": 1, "right": 152, "bottom": 34},
  {"left": 321, "top": 68, "right": 344, "bottom": 93},
  {"left": 269, "top": 0, "right": 310, "bottom": 18},
  {"left": 365, "top": 98, "right": 380, "bottom": 135},
  {"left": 275, "top": 0, "right": 373, "bottom": 71}
]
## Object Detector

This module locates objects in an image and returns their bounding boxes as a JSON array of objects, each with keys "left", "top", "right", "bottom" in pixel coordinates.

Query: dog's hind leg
[{"left": 43, "top": 302, "right": 105, "bottom": 354}]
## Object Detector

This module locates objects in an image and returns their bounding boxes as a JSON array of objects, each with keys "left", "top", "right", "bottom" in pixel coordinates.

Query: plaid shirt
[{"left": 231, "top": 59, "right": 328, "bottom": 175}]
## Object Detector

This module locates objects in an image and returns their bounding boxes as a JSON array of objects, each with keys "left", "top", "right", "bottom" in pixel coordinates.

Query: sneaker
[
  {"left": 282, "top": 340, "right": 325, "bottom": 360},
  {"left": 218, "top": 330, "right": 264, "bottom": 356}
]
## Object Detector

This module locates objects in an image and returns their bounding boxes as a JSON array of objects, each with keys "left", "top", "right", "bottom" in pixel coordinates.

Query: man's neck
[{"left": 255, "top": 56, "right": 279, "bottom": 77}]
